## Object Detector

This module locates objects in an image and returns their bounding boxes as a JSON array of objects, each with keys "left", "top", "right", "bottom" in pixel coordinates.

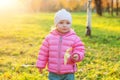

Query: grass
[{"left": 0, "top": 12, "right": 120, "bottom": 80}]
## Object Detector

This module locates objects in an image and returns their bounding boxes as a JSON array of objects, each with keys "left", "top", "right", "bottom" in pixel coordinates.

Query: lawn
[{"left": 0, "top": 12, "right": 120, "bottom": 80}]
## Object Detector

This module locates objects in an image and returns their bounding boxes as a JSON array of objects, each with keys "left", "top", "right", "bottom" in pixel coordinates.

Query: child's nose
[{"left": 63, "top": 23, "right": 67, "bottom": 27}]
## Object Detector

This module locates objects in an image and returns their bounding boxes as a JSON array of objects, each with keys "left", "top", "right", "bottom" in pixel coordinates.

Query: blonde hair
[{"left": 50, "top": 25, "right": 56, "bottom": 31}]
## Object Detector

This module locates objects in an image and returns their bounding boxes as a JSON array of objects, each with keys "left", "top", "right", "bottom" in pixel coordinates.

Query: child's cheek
[{"left": 57, "top": 24, "right": 62, "bottom": 28}]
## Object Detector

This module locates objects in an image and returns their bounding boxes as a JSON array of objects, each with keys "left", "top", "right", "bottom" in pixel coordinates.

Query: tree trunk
[
  {"left": 116, "top": 0, "right": 119, "bottom": 16},
  {"left": 86, "top": 0, "right": 92, "bottom": 36},
  {"left": 94, "top": 0, "right": 102, "bottom": 16},
  {"left": 107, "top": 2, "right": 110, "bottom": 14},
  {"left": 110, "top": 0, "right": 113, "bottom": 16}
]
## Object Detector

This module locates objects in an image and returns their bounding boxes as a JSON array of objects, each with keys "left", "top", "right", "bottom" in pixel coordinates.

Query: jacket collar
[{"left": 50, "top": 29, "right": 76, "bottom": 36}]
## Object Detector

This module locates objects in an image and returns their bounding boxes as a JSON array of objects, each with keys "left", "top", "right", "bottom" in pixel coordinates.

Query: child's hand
[
  {"left": 72, "top": 54, "right": 79, "bottom": 61},
  {"left": 38, "top": 68, "right": 43, "bottom": 73}
]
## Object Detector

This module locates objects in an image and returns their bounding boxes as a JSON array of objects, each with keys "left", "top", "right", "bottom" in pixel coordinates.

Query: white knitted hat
[{"left": 54, "top": 9, "right": 72, "bottom": 26}]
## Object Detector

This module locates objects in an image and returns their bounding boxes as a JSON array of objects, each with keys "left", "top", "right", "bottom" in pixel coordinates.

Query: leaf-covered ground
[{"left": 0, "top": 12, "right": 120, "bottom": 80}]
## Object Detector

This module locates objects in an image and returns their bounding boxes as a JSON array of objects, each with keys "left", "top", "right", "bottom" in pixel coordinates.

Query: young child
[{"left": 36, "top": 9, "right": 85, "bottom": 80}]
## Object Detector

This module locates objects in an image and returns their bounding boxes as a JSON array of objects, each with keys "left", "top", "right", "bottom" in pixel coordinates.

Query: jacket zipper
[
  {"left": 73, "top": 65, "right": 75, "bottom": 72},
  {"left": 58, "top": 36, "right": 62, "bottom": 73}
]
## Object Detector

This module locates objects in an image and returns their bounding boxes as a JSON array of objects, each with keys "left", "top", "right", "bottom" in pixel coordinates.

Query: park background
[{"left": 0, "top": 0, "right": 120, "bottom": 80}]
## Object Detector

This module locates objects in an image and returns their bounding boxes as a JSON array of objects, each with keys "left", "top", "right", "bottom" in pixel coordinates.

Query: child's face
[{"left": 56, "top": 20, "right": 71, "bottom": 34}]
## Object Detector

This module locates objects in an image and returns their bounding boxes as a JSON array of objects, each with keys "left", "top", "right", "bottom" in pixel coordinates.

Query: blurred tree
[
  {"left": 22, "top": 0, "right": 119, "bottom": 16},
  {"left": 59, "top": 0, "right": 68, "bottom": 9},
  {"left": 94, "top": 0, "right": 102, "bottom": 16},
  {"left": 110, "top": 0, "right": 114, "bottom": 16},
  {"left": 106, "top": 0, "right": 110, "bottom": 14},
  {"left": 102, "top": 0, "right": 109, "bottom": 12},
  {"left": 60, "top": 0, "right": 78, "bottom": 11},
  {"left": 54, "top": 0, "right": 62, "bottom": 11},
  {"left": 67, "top": 0, "right": 78, "bottom": 11},
  {"left": 86, "top": 0, "right": 92, "bottom": 36},
  {"left": 116, "top": 0, "right": 119, "bottom": 16},
  {"left": 31, "top": 0, "right": 41, "bottom": 12},
  {"left": 78, "top": 0, "right": 87, "bottom": 11}
]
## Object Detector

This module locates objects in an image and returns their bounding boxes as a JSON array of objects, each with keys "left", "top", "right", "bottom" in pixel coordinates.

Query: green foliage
[{"left": 0, "top": 12, "right": 120, "bottom": 80}]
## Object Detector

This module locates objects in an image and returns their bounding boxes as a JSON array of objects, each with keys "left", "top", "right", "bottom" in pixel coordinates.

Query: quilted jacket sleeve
[
  {"left": 72, "top": 36, "right": 85, "bottom": 62},
  {"left": 36, "top": 37, "right": 49, "bottom": 68}
]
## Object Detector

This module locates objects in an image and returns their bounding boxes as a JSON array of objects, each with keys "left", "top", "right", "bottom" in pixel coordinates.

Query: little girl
[{"left": 36, "top": 9, "right": 85, "bottom": 80}]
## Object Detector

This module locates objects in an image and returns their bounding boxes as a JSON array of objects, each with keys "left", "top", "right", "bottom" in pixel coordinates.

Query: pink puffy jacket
[{"left": 36, "top": 29, "right": 85, "bottom": 74}]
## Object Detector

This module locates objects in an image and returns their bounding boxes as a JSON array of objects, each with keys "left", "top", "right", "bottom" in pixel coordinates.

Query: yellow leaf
[{"left": 64, "top": 48, "right": 72, "bottom": 65}]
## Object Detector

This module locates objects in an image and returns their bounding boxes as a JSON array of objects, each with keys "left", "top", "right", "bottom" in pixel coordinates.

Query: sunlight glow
[
  {"left": 0, "top": 0, "right": 16, "bottom": 9},
  {"left": 0, "top": 0, "right": 27, "bottom": 15}
]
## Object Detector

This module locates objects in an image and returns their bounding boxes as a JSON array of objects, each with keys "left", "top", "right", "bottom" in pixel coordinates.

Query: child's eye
[
  {"left": 66, "top": 22, "right": 70, "bottom": 24},
  {"left": 59, "top": 22, "right": 63, "bottom": 24}
]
